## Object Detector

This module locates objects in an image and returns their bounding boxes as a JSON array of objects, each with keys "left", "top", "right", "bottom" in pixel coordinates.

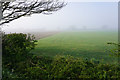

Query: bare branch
[{"left": 0, "top": 0, "right": 66, "bottom": 25}]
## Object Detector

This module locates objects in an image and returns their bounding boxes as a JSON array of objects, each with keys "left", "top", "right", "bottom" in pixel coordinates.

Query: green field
[{"left": 33, "top": 31, "right": 118, "bottom": 64}]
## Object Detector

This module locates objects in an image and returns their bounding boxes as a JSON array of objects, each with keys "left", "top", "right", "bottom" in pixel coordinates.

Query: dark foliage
[
  {"left": 107, "top": 42, "right": 120, "bottom": 57},
  {"left": 2, "top": 33, "right": 37, "bottom": 73},
  {"left": 2, "top": 33, "right": 120, "bottom": 79}
]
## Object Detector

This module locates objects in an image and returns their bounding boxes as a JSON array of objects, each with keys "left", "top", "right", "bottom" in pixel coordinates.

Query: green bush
[
  {"left": 2, "top": 33, "right": 120, "bottom": 79},
  {"left": 2, "top": 33, "right": 37, "bottom": 56},
  {"left": 2, "top": 33, "right": 37, "bottom": 73},
  {"left": 49, "top": 55, "right": 120, "bottom": 79},
  {"left": 107, "top": 42, "right": 120, "bottom": 57},
  {"left": 22, "top": 55, "right": 120, "bottom": 80},
  {"left": 2, "top": 67, "right": 18, "bottom": 79},
  {"left": 3, "top": 54, "right": 120, "bottom": 79}
]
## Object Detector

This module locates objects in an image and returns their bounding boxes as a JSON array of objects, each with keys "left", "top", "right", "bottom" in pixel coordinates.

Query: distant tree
[
  {"left": 101, "top": 25, "right": 108, "bottom": 29},
  {"left": 69, "top": 25, "right": 77, "bottom": 31},
  {"left": 0, "top": 0, "right": 66, "bottom": 25},
  {"left": 82, "top": 26, "right": 87, "bottom": 30}
]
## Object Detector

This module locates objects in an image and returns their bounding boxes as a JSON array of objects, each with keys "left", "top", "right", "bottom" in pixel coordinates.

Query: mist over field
[
  {"left": 2, "top": 2, "right": 120, "bottom": 79},
  {"left": 2, "top": 2, "right": 118, "bottom": 33},
  {"left": 2, "top": 2, "right": 118, "bottom": 63}
]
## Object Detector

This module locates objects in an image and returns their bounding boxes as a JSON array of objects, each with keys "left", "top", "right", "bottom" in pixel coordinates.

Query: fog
[{"left": 2, "top": 2, "right": 118, "bottom": 33}]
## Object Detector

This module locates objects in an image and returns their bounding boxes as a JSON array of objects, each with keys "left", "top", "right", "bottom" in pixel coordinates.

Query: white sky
[
  {"left": 65, "top": 0, "right": 119, "bottom": 2},
  {"left": 2, "top": 2, "right": 118, "bottom": 33}
]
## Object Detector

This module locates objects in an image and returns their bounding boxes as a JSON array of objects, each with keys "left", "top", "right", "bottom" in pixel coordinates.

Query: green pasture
[{"left": 32, "top": 31, "right": 118, "bottom": 64}]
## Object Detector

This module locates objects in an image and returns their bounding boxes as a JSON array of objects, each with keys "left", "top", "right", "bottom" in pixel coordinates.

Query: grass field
[{"left": 32, "top": 31, "right": 118, "bottom": 64}]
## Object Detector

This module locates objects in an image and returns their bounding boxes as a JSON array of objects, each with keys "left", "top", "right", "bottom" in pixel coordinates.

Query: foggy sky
[{"left": 2, "top": 2, "right": 118, "bottom": 33}]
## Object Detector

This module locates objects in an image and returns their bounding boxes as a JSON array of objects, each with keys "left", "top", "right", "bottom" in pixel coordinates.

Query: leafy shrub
[
  {"left": 2, "top": 33, "right": 37, "bottom": 73},
  {"left": 49, "top": 55, "right": 120, "bottom": 79},
  {"left": 2, "top": 67, "right": 18, "bottom": 79},
  {"left": 3, "top": 54, "right": 120, "bottom": 79},
  {"left": 107, "top": 42, "right": 120, "bottom": 57},
  {"left": 2, "top": 33, "right": 120, "bottom": 79},
  {"left": 23, "top": 55, "right": 53, "bottom": 79},
  {"left": 21, "top": 55, "right": 120, "bottom": 80}
]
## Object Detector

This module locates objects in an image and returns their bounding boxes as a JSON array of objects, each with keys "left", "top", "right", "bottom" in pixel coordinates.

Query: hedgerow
[{"left": 2, "top": 33, "right": 120, "bottom": 80}]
